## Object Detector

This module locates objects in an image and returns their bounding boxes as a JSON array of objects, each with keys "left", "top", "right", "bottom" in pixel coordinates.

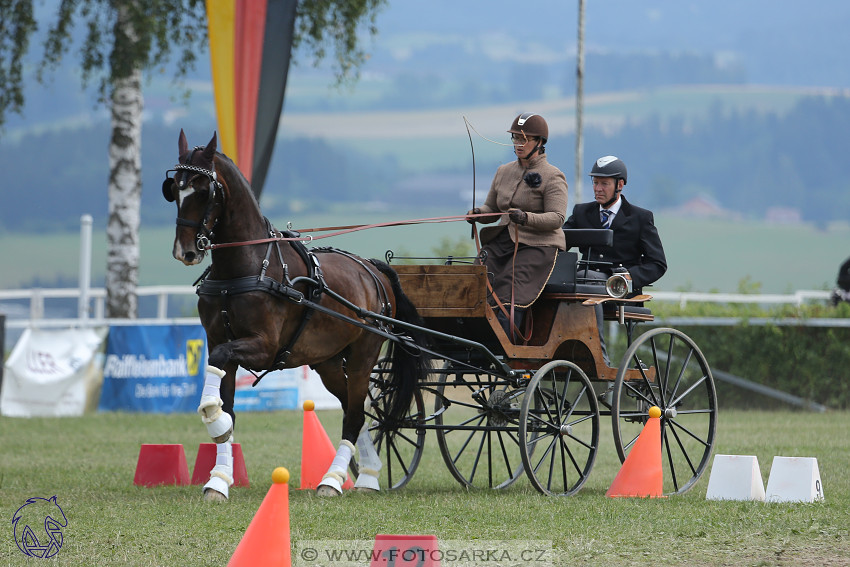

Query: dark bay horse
[{"left": 162, "top": 131, "right": 429, "bottom": 500}]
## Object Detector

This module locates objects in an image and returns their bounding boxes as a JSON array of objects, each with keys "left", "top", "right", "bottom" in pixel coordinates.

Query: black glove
[
  {"left": 466, "top": 207, "right": 481, "bottom": 224},
  {"left": 508, "top": 208, "right": 527, "bottom": 225}
]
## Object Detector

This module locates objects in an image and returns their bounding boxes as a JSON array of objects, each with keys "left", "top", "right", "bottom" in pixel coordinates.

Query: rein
[
  {"left": 201, "top": 212, "right": 504, "bottom": 250},
  {"left": 472, "top": 223, "right": 530, "bottom": 344}
]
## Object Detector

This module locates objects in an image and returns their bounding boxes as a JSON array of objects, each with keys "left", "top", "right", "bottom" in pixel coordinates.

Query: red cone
[
  {"left": 191, "top": 443, "right": 250, "bottom": 487},
  {"left": 133, "top": 444, "right": 190, "bottom": 487}
]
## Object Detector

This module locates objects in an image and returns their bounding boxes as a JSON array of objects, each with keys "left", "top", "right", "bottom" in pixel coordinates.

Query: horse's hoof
[
  {"left": 353, "top": 487, "right": 379, "bottom": 493},
  {"left": 316, "top": 485, "right": 342, "bottom": 497},
  {"left": 203, "top": 488, "right": 228, "bottom": 502}
]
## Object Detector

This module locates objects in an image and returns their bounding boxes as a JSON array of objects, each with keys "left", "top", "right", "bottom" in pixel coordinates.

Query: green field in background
[{"left": 1, "top": 212, "right": 846, "bottom": 293}]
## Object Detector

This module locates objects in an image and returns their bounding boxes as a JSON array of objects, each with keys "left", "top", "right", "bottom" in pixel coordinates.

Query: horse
[{"left": 162, "top": 130, "right": 430, "bottom": 500}]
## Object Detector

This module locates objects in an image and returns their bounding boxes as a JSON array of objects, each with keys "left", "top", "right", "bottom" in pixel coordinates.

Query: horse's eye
[{"left": 193, "top": 186, "right": 210, "bottom": 200}]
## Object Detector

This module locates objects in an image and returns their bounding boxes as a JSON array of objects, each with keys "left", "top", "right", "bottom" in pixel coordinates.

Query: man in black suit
[{"left": 564, "top": 155, "right": 667, "bottom": 363}]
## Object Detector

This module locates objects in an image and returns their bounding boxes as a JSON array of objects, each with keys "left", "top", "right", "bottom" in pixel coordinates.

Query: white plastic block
[
  {"left": 765, "top": 456, "right": 824, "bottom": 503},
  {"left": 705, "top": 454, "right": 765, "bottom": 501}
]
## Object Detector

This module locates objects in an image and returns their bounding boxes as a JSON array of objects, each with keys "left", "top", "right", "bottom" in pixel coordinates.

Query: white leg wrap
[
  {"left": 203, "top": 441, "right": 233, "bottom": 499},
  {"left": 198, "top": 366, "right": 232, "bottom": 443},
  {"left": 318, "top": 440, "right": 354, "bottom": 493},
  {"left": 354, "top": 425, "right": 383, "bottom": 490}
]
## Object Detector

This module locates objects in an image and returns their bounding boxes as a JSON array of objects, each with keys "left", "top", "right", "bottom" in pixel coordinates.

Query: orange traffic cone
[
  {"left": 300, "top": 400, "right": 354, "bottom": 490},
  {"left": 227, "top": 467, "right": 292, "bottom": 567},
  {"left": 606, "top": 406, "right": 664, "bottom": 498}
]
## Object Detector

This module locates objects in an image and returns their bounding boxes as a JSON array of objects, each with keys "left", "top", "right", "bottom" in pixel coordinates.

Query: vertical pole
[
  {"left": 79, "top": 214, "right": 93, "bottom": 321},
  {"left": 0, "top": 313, "right": 5, "bottom": 392},
  {"left": 574, "top": 0, "right": 586, "bottom": 205}
]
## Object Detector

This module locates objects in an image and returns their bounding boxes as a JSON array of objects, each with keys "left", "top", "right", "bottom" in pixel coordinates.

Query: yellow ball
[
  {"left": 272, "top": 467, "right": 290, "bottom": 484},
  {"left": 303, "top": 400, "right": 315, "bottom": 411},
  {"left": 648, "top": 406, "right": 662, "bottom": 419}
]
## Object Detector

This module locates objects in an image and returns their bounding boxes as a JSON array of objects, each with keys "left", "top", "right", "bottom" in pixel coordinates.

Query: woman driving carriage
[{"left": 466, "top": 112, "right": 568, "bottom": 341}]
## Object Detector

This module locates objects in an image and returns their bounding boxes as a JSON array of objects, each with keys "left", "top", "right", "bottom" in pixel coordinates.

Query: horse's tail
[{"left": 372, "top": 260, "right": 432, "bottom": 426}]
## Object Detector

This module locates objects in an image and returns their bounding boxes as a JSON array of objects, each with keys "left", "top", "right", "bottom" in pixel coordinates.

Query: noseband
[{"left": 164, "top": 147, "right": 224, "bottom": 251}]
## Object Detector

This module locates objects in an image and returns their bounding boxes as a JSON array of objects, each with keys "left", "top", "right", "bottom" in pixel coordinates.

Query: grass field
[
  {"left": 1, "top": 211, "right": 847, "bottom": 294},
  {"left": 1, "top": 409, "right": 848, "bottom": 566}
]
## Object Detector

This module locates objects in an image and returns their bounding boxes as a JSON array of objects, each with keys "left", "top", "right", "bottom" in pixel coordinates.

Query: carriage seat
[
  {"left": 543, "top": 229, "right": 613, "bottom": 294},
  {"left": 541, "top": 229, "right": 654, "bottom": 322}
]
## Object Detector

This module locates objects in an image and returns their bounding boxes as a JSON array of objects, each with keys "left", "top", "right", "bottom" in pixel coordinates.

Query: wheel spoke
[
  {"left": 667, "top": 416, "right": 712, "bottom": 447},
  {"left": 662, "top": 422, "right": 681, "bottom": 492},
  {"left": 496, "top": 430, "right": 520, "bottom": 484},
  {"left": 669, "top": 347, "right": 695, "bottom": 403},
  {"left": 669, "top": 373, "right": 709, "bottom": 408}
]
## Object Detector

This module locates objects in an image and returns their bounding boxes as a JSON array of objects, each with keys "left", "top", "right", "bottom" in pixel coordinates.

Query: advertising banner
[
  {"left": 98, "top": 325, "right": 206, "bottom": 413},
  {"left": 233, "top": 367, "right": 300, "bottom": 412},
  {"left": 1, "top": 327, "right": 108, "bottom": 417},
  {"left": 234, "top": 365, "right": 341, "bottom": 412}
]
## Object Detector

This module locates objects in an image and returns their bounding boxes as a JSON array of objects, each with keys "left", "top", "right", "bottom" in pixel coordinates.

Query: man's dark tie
[{"left": 600, "top": 209, "right": 612, "bottom": 229}]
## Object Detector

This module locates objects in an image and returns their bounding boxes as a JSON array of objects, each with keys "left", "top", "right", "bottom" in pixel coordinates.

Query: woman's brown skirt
[{"left": 479, "top": 229, "right": 558, "bottom": 309}]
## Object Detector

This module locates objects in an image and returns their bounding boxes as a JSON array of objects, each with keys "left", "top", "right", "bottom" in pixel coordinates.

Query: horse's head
[{"left": 163, "top": 130, "right": 223, "bottom": 265}]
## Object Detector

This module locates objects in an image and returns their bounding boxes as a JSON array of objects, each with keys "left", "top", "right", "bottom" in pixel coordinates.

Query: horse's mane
[{"left": 213, "top": 150, "right": 262, "bottom": 211}]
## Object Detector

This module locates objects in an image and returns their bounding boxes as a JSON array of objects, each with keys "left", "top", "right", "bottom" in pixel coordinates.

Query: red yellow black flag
[{"left": 206, "top": 0, "right": 297, "bottom": 197}]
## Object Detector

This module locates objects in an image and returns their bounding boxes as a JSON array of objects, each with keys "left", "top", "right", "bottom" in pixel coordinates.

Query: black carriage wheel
[
  {"left": 357, "top": 358, "right": 426, "bottom": 490},
  {"left": 433, "top": 361, "right": 525, "bottom": 489},
  {"left": 611, "top": 327, "right": 717, "bottom": 495},
  {"left": 519, "top": 360, "right": 599, "bottom": 496}
]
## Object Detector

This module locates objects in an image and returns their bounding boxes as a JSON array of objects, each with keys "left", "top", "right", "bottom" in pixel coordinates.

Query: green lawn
[{"left": 1, "top": 409, "right": 847, "bottom": 566}]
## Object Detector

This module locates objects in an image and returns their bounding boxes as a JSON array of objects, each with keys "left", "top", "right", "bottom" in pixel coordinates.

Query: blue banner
[
  {"left": 233, "top": 367, "right": 299, "bottom": 412},
  {"left": 98, "top": 325, "right": 207, "bottom": 413}
]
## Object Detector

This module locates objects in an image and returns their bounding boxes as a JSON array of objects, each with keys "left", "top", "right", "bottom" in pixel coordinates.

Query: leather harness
[{"left": 196, "top": 229, "right": 393, "bottom": 385}]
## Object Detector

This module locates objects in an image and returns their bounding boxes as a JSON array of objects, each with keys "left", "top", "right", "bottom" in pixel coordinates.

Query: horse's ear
[
  {"left": 178, "top": 129, "right": 188, "bottom": 157},
  {"left": 201, "top": 132, "right": 217, "bottom": 165}
]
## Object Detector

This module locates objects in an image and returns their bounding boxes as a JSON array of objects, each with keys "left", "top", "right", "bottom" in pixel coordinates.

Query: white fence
[
  {"left": 2, "top": 284, "right": 845, "bottom": 411},
  {"left": 0, "top": 285, "right": 200, "bottom": 329},
  {"left": 0, "top": 285, "right": 843, "bottom": 336}
]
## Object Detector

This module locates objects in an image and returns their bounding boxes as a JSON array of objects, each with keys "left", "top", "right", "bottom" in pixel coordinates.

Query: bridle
[{"left": 162, "top": 146, "right": 224, "bottom": 251}]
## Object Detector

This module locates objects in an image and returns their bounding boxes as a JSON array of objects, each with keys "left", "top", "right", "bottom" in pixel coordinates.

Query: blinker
[{"left": 162, "top": 178, "right": 176, "bottom": 202}]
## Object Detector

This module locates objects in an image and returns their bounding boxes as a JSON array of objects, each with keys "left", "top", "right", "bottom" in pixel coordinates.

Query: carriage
[
  {"left": 164, "top": 131, "right": 717, "bottom": 500},
  {"left": 363, "top": 229, "right": 717, "bottom": 497}
]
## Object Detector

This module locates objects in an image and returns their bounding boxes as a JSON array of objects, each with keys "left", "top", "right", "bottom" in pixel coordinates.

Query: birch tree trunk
[{"left": 105, "top": 70, "right": 143, "bottom": 318}]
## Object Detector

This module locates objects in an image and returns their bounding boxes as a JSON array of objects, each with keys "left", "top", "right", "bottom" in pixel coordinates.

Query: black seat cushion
[{"left": 544, "top": 251, "right": 578, "bottom": 293}]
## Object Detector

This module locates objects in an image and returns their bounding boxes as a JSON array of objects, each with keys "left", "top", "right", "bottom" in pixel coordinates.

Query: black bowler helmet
[{"left": 589, "top": 155, "right": 627, "bottom": 186}]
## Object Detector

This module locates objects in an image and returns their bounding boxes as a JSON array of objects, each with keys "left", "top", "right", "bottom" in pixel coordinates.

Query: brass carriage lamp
[{"left": 605, "top": 268, "right": 633, "bottom": 299}]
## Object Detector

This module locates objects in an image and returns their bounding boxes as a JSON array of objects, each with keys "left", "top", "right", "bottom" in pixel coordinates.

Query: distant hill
[
  {"left": 7, "top": 0, "right": 850, "bottom": 130},
  {"left": 3, "top": 1, "right": 850, "bottom": 232},
  {"left": 3, "top": 85, "right": 850, "bottom": 233}
]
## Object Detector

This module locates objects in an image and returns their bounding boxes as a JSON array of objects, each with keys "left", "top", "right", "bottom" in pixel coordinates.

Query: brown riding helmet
[{"left": 507, "top": 112, "right": 549, "bottom": 144}]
